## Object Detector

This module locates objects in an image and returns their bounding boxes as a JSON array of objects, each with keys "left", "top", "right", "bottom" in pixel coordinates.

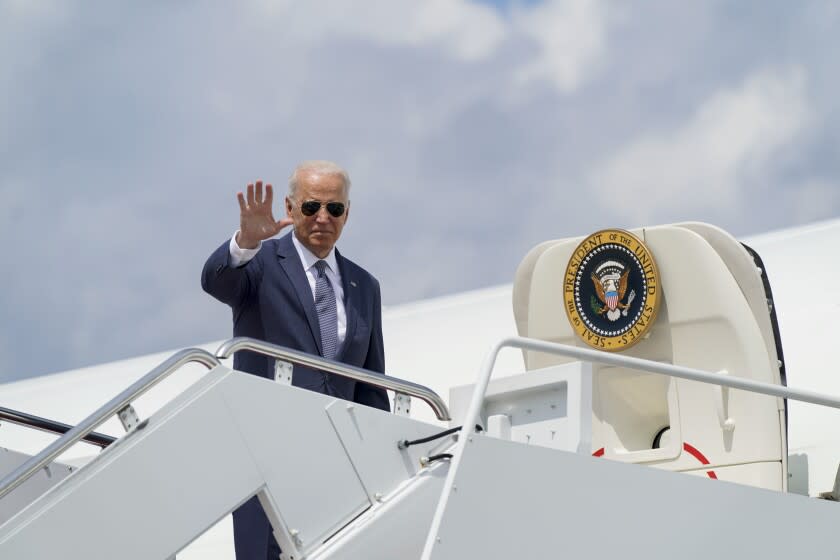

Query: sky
[{"left": 1, "top": 0, "right": 838, "bottom": 382}]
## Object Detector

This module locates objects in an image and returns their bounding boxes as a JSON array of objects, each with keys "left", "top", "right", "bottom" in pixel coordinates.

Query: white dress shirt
[{"left": 229, "top": 231, "right": 347, "bottom": 347}]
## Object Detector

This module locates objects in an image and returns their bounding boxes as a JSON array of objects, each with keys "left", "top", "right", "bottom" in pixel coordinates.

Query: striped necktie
[{"left": 314, "top": 260, "right": 338, "bottom": 360}]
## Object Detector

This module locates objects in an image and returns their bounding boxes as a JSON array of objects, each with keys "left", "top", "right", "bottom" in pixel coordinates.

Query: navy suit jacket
[{"left": 201, "top": 232, "right": 389, "bottom": 559}]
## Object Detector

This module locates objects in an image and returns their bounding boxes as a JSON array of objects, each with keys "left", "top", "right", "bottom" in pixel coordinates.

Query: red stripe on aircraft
[{"left": 592, "top": 443, "right": 718, "bottom": 479}]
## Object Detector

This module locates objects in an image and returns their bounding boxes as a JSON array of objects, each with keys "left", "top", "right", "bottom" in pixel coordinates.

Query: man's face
[{"left": 286, "top": 170, "right": 350, "bottom": 258}]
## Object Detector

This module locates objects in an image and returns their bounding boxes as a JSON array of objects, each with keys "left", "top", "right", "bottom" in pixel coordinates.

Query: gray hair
[{"left": 288, "top": 160, "right": 351, "bottom": 198}]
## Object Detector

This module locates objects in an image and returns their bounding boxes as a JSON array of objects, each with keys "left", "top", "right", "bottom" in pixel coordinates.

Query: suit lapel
[
  {"left": 276, "top": 233, "right": 323, "bottom": 355},
  {"left": 336, "top": 250, "right": 358, "bottom": 360}
]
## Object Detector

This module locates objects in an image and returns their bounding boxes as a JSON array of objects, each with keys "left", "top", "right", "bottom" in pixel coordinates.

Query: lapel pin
[{"left": 350, "top": 281, "right": 357, "bottom": 288}]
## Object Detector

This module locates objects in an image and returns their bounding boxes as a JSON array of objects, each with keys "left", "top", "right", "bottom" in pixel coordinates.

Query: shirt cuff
[{"left": 229, "top": 230, "right": 262, "bottom": 267}]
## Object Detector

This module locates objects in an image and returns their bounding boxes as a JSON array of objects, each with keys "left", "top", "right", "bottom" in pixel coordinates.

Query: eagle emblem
[
  {"left": 563, "top": 229, "right": 660, "bottom": 351},
  {"left": 590, "top": 260, "right": 636, "bottom": 322}
]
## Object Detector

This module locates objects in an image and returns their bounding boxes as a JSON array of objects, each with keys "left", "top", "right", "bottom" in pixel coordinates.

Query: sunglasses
[{"left": 298, "top": 200, "right": 346, "bottom": 218}]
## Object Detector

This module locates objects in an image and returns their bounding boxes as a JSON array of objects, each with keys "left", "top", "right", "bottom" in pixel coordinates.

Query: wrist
[{"left": 236, "top": 231, "right": 259, "bottom": 250}]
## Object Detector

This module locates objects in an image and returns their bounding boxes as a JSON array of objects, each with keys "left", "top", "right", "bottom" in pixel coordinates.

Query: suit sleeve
[
  {"left": 201, "top": 239, "right": 263, "bottom": 308},
  {"left": 353, "top": 278, "right": 390, "bottom": 411}
]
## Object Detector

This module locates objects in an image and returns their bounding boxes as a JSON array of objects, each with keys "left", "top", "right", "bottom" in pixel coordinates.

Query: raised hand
[{"left": 235, "top": 180, "right": 294, "bottom": 249}]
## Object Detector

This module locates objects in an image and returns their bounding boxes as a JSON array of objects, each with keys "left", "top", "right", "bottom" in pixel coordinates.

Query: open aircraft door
[{"left": 512, "top": 223, "right": 787, "bottom": 490}]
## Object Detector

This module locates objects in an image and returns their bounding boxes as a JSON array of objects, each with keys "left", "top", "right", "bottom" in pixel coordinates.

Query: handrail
[
  {"left": 503, "top": 338, "right": 840, "bottom": 408},
  {"left": 420, "top": 335, "right": 840, "bottom": 559},
  {"left": 0, "top": 406, "right": 116, "bottom": 449},
  {"left": 0, "top": 348, "right": 220, "bottom": 501},
  {"left": 216, "top": 337, "right": 452, "bottom": 421}
]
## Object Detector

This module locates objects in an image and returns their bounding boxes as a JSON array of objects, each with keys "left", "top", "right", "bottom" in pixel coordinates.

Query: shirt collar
[{"left": 291, "top": 232, "right": 338, "bottom": 275}]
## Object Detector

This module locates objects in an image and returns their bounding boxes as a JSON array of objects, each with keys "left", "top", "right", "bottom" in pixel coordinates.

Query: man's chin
[{"left": 305, "top": 236, "right": 335, "bottom": 256}]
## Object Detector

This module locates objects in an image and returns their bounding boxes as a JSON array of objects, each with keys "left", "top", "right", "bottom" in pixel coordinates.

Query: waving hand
[{"left": 235, "top": 180, "right": 293, "bottom": 249}]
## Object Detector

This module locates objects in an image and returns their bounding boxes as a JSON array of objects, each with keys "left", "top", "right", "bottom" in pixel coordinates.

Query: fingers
[
  {"left": 265, "top": 183, "right": 274, "bottom": 207},
  {"left": 241, "top": 180, "right": 271, "bottom": 212},
  {"left": 246, "top": 183, "right": 255, "bottom": 207}
]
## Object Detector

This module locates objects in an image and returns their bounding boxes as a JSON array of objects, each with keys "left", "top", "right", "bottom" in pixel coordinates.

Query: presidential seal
[{"left": 563, "top": 229, "right": 660, "bottom": 351}]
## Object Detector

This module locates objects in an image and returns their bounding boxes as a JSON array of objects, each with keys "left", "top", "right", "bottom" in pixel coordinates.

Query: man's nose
[{"left": 315, "top": 207, "right": 331, "bottom": 221}]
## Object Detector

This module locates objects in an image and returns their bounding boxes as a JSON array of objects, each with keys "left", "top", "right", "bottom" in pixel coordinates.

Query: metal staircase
[
  {"left": 3, "top": 337, "right": 840, "bottom": 559},
  {"left": 0, "top": 340, "right": 450, "bottom": 559}
]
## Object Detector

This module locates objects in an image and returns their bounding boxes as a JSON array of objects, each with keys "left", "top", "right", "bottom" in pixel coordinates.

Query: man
[{"left": 201, "top": 160, "right": 389, "bottom": 560}]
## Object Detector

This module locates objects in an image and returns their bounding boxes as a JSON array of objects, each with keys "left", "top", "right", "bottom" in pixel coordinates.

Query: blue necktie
[{"left": 314, "top": 260, "right": 338, "bottom": 360}]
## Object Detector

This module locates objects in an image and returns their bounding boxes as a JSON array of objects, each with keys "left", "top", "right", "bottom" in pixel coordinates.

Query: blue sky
[{"left": 1, "top": 0, "right": 838, "bottom": 381}]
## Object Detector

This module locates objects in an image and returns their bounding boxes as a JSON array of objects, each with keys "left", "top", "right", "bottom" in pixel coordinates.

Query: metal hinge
[
  {"left": 117, "top": 404, "right": 141, "bottom": 432},
  {"left": 275, "top": 359, "right": 293, "bottom": 386},
  {"left": 393, "top": 393, "right": 411, "bottom": 417}
]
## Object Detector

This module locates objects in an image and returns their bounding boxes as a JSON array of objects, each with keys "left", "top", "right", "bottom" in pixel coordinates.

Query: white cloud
[
  {"left": 251, "top": 0, "right": 507, "bottom": 62},
  {"left": 403, "top": 0, "right": 508, "bottom": 61},
  {"left": 513, "top": 0, "right": 612, "bottom": 92},
  {"left": 252, "top": 0, "right": 610, "bottom": 78},
  {"left": 590, "top": 67, "right": 810, "bottom": 223}
]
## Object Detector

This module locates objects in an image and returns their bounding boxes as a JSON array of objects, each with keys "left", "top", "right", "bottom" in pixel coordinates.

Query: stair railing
[
  {"left": 216, "top": 337, "right": 451, "bottom": 421},
  {"left": 421, "top": 335, "right": 840, "bottom": 560},
  {"left": 0, "top": 406, "right": 115, "bottom": 449},
  {"left": 0, "top": 348, "right": 219, "bottom": 500}
]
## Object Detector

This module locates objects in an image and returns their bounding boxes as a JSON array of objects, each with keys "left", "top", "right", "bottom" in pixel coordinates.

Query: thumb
[{"left": 273, "top": 217, "right": 294, "bottom": 234}]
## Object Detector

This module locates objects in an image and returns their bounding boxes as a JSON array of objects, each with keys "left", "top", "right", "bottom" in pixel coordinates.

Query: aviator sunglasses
[{"left": 298, "top": 200, "right": 347, "bottom": 218}]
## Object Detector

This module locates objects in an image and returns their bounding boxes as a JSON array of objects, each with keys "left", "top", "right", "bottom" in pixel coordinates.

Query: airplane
[{"left": 1, "top": 217, "right": 839, "bottom": 559}]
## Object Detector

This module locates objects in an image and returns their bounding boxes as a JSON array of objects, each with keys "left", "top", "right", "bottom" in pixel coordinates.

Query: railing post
[
  {"left": 274, "top": 359, "right": 293, "bottom": 386},
  {"left": 393, "top": 393, "right": 411, "bottom": 417}
]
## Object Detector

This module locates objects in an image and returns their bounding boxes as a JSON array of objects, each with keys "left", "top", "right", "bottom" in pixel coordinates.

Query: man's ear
[
  {"left": 285, "top": 197, "right": 293, "bottom": 217},
  {"left": 344, "top": 201, "right": 350, "bottom": 223}
]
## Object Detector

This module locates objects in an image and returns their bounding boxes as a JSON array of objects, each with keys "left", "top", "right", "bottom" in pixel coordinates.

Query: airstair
[
  {"left": 2, "top": 335, "right": 840, "bottom": 559},
  {"left": 3, "top": 223, "right": 840, "bottom": 559}
]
